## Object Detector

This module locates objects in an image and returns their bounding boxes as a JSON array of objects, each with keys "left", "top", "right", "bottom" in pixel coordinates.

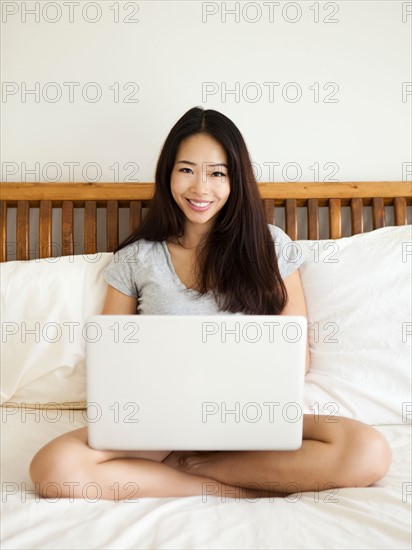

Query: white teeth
[{"left": 188, "top": 200, "right": 211, "bottom": 207}]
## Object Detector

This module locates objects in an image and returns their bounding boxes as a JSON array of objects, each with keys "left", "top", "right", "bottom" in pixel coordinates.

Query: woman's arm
[
  {"left": 101, "top": 285, "right": 138, "bottom": 315},
  {"left": 280, "top": 269, "right": 310, "bottom": 374}
]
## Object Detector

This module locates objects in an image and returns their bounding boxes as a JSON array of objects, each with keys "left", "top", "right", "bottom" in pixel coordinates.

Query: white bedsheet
[{"left": 1, "top": 411, "right": 411, "bottom": 550}]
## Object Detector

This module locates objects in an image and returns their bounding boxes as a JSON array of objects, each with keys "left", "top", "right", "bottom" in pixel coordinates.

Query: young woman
[{"left": 30, "top": 107, "right": 392, "bottom": 500}]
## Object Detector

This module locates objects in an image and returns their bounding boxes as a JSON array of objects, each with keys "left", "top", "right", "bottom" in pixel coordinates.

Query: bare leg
[
  {"left": 163, "top": 415, "right": 393, "bottom": 494},
  {"left": 29, "top": 428, "right": 267, "bottom": 500}
]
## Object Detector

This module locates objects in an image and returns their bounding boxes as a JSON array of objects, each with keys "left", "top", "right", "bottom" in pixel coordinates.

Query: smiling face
[{"left": 170, "top": 133, "right": 231, "bottom": 239}]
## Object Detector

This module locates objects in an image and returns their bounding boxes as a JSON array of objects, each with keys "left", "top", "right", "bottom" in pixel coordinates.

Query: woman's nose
[{"left": 190, "top": 172, "right": 210, "bottom": 193}]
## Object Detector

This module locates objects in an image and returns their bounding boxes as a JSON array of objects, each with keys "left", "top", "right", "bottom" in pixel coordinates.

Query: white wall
[
  {"left": 1, "top": 0, "right": 411, "bottom": 252},
  {"left": 2, "top": 0, "right": 411, "bottom": 182}
]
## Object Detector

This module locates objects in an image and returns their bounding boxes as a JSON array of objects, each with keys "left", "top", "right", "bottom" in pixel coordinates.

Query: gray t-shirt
[{"left": 103, "top": 224, "right": 305, "bottom": 315}]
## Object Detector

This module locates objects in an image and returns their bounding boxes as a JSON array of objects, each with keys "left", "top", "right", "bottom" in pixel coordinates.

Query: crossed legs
[{"left": 30, "top": 415, "right": 392, "bottom": 500}]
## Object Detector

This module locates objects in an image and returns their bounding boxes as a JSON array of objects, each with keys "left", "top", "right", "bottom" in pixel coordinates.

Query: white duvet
[{"left": 1, "top": 411, "right": 411, "bottom": 550}]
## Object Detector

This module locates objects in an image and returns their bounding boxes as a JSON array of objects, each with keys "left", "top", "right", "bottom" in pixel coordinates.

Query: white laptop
[{"left": 86, "top": 315, "right": 307, "bottom": 451}]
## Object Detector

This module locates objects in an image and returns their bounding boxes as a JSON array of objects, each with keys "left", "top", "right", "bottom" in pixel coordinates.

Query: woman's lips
[{"left": 186, "top": 198, "right": 214, "bottom": 212}]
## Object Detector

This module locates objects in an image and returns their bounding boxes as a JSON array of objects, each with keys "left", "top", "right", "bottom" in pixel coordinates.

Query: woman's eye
[
  {"left": 179, "top": 167, "right": 193, "bottom": 174},
  {"left": 211, "top": 171, "right": 226, "bottom": 177}
]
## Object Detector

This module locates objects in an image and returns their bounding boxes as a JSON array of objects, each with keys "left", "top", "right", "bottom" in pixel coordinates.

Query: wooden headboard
[{"left": 0, "top": 181, "right": 411, "bottom": 262}]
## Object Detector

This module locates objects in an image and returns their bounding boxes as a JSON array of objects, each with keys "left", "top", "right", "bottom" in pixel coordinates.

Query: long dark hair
[{"left": 115, "top": 107, "right": 288, "bottom": 314}]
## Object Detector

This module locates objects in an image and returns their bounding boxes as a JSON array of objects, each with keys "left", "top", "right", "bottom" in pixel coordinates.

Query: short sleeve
[
  {"left": 268, "top": 224, "right": 305, "bottom": 279},
  {"left": 103, "top": 242, "right": 140, "bottom": 298}
]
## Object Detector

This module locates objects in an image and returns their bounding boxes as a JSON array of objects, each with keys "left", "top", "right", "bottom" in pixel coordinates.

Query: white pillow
[
  {"left": 0, "top": 253, "right": 112, "bottom": 404},
  {"left": 296, "top": 225, "right": 412, "bottom": 425}
]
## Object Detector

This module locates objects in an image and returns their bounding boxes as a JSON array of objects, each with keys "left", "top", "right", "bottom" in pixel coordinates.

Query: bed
[{"left": 1, "top": 181, "right": 411, "bottom": 550}]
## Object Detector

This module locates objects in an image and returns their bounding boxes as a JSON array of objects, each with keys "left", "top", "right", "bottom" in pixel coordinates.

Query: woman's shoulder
[
  {"left": 113, "top": 238, "right": 161, "bottom": 260},
  {"left": 266, "top": 224, "right": 305, "bottom": 276},
  {"left": 104, "top": 238, "right": 163, "bottom": 295},
  {"left": 266, "top": 223, "right": 292, "bottom": 244}
]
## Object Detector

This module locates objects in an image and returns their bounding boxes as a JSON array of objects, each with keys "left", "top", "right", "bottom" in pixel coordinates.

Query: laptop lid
[{"left": 86, "top": 315, "right": 307, "bottom": 451}]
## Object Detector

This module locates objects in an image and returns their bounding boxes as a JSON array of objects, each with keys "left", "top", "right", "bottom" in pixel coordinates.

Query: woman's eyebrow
[
  {"left": 176, "top": 160, "right": 228, "bottom": 168},
  {"left": 176, "top": 160, "right": 197, "bottom": 166}
]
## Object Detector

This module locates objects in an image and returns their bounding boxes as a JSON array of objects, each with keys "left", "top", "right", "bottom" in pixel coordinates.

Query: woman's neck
[{"left": 177, "top": 221, "right": 211, "bottom": 249}]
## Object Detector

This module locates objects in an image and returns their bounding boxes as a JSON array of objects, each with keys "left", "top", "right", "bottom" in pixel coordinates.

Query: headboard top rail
[{"left": 1, "top": 181, "right": 411, "bottom": 202}]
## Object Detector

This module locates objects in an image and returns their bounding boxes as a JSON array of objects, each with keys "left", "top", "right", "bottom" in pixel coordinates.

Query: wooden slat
[
  {"left": 17, "top": 201, "right": 29, "bottom": 260},
  {"left": 84, "top": 201, "right": 97, "bottom": 255},
  {"left": 62, "top": 201, "right": 74, "bottom": 256},
  {"left": 107, "top": 201, "right": 119, "bottom": 252},
  {"left": 351, "top": 198, "right": 364, "bottom": 235},
  {"left": 262, "top": 199, "right": 274, "bottom": 225},
  {"left": 39, "top": 200, "right": 52, "bottom": 258},
  {"left": 329, "top": 198, "right": 342, "bottom": 239},
  {"left": 372, "top": 197, "right": 385, "bottom": 229},
  {"left": 394, "top": 197, "right": 407, "bottom": 226},
  {"left": 129, "top": 200, "right": 142, "bottom": 233},
  {"left": 0, "top": 201, "right": 6, "bottom": 262},
  {"left": 285, "top": 199, "right": 298, "bottom": 240},
  {"left": 1, "top": 182, "right": 411, "bottom": 202},
  {"left": 307, "top": 198, "right": 319, "bottom": 239}
]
